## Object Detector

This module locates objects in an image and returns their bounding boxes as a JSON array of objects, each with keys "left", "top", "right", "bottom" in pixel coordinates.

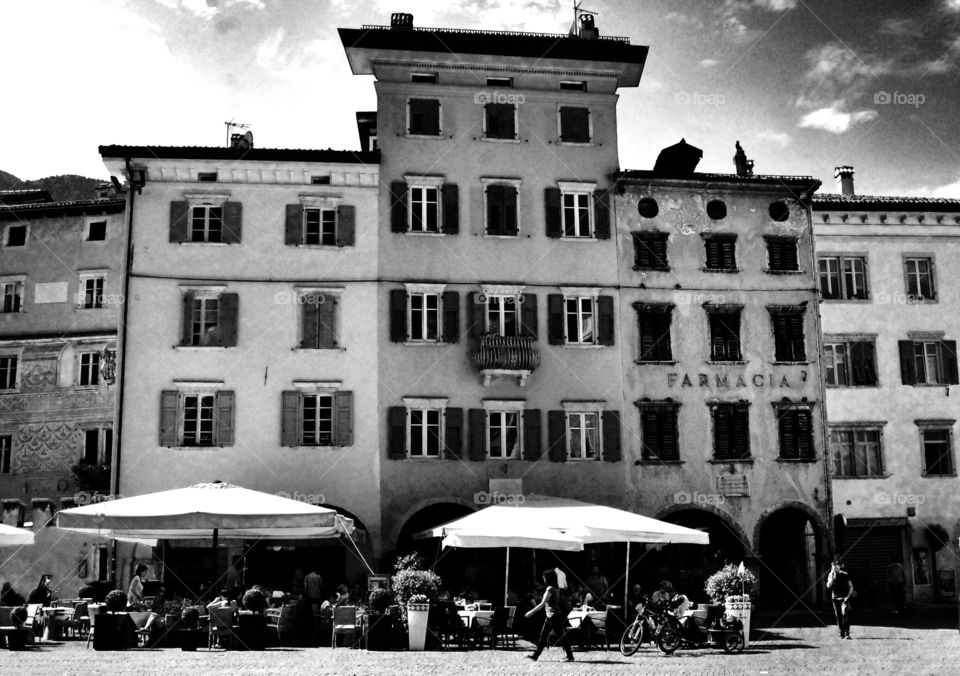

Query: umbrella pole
[
  {"left": 504, "top": 547, "right": 511, "bottom": 607},
  {"left": 211, "top": 528, "right": 219, "bottom": 600},
  {"left": 624, "top": 541, "right": 630, "bottom": 610}
]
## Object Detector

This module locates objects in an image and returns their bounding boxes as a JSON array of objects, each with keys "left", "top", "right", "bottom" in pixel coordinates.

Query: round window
[
  {"left": 706, "top": 200, "right": 727, "bottom": 220},
  {"left": 769, "top": 201, "right": 790, "bottom": 222},
  {"left": 637, "top": 197, "right": 659, "bottom": 219}
]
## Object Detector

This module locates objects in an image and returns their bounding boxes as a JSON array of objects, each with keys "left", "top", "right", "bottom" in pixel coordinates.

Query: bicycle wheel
[
  {"left": 656, "top": 624, "right": 681, "bottom": 655},
  {"left": 619, "top": 622, "right": 643, "bottom": 656},
  {"left": 722, "top": 631, "right": 744, "bottom": 654}
]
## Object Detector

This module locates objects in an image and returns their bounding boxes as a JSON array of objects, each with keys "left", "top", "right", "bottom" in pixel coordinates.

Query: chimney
[
  {"left": 391, "top": 13, "right": 414, "bottom": 30},
  {"left": 2, "top": 498, "right": 25, "bottom": 526},
  {"left": 579, "top": 13, "right": 599, "bottom": 39},
  {"left": 32, "top": 498, "right": 54, "bottom": 531},
  {"left": 835, "top": 166, "right": 855, "bottom": 196},
  {"left": 231, "top": 131, "right": 254, "bottom": 150}
]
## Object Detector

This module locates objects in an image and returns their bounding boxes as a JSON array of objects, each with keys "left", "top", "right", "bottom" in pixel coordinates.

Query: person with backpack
[{"left": 525, "top": 569, "right": 575, "bottom": 662}]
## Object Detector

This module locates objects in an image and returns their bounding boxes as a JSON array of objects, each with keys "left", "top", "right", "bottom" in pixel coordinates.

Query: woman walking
[{"left": 524, "top": 569, "right": 574, "bottom": 663}]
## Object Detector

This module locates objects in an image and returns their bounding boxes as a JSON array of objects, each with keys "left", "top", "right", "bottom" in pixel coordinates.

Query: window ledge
[
  {"left": 291, "top": 243, "right": 348, "bottom": 249},
  {"left": 0, "top": 389, "right": 21, "bottom": 394},
  {"left": 764, "top": 269, "right": 805, "bottom": 275},
  {"left": 566, "top": 457, "right": 601, "bottom": 462},
  {"left": 636, "top": 360, "right": 678, "bottom": 365},
  {"left": 921, "top": 473, "right": 957, "bottom": 478},
  {"left": 69, "top": 385, "right": 103, "bottom": 391},
  {"left": 286, "top": 445, "right": 348, "bottom": 451},
  {"left": 772, "top": 361, "right": 810, "bottom": 366},
  {"left": 0, "top": 313, "right": 25, "bottom": 318},
  {"left": 562, "top": 343, "right": 605, "bottom": 349},
  {"left": 168, "top": 446, "right": 224, "bottom": 452},
  {"left": 557, "top": 141, "right": 595, "bottom": 147},
  {"left": 826, "top": 384, "right": 880, "bottom": 389},
  {"left": 776, "top": 457, "right": 818, "bottom": 463},
  {"left": 820, "top": 298, "right": 871, "bottom": 303},
  {"left": 707, "top": 458, "right": 754, "bottom": 464},
  {"left": 174, "top": 242, "right": 235, "bottom": 246},
  {"left": 634, "top": 460, "right": 684, "bottom": 466},
  {"left": 480, "top": 137, "right": 520, "bottom": 144},
  {"left": 174, "top": 345, "right": 231, "bottom": 351},
  {"left": 908, "top": 383, "right": 956, "bottom": 388},
  {"left": 405, "top": 133, "right": 444, "bottom": 140},
  {"left": 405, "top": 231, "right": 447, "bottom": 237},
  {"left": 291, "top": 347, "right": 346, "bottom": 353},
  {"left": 402, "top": 341, "right": 448, "bottom": 347},
  {"left": 559, "top": 236, "right": 597, "bottom": 242},
  {"left": 706, "top": 360, "right": 748, "bottom": 366},
  {"left": 701, "top": 268, "right": 741, "bottom": 274},
  {"left": 833, "top": 474, "right": 891, "bottom": 480},
  {"left": 481, "top": 233, "right": 521, "bottom": 239},
  {"left": 632, "top": 266, "right": 670, "bottom": 273},
  {"left": 403, "top": 455, "right": 443, "bottom": 461}
]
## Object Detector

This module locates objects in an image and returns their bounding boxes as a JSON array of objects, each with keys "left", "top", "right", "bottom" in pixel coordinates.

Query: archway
[
  {"left": 755, "top": 505, "right": 825, "bottom": 611},
  {"left": 395, "top": 502, "right": 484, "bottom": 597}
]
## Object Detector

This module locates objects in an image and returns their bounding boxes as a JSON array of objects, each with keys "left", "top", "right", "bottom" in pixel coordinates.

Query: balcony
[{"left": 473, "top": 334, "right": 540, "bottom": 387}]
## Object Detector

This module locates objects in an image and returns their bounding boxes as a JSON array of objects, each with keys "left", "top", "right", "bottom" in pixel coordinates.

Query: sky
[{"left": 2, "top": 0, "right": 959, "bottom": 197}]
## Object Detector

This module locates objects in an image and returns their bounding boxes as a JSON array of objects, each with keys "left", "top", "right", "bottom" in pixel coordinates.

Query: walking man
[
  {"left": 525, "top": 569, "right": 574, "bottom": 662},
  {"left": 887, "top": 558, "right": 906, "bottom": 613},
  {"left": 826, "top": 558, "right": 854, "bottom": 639}
]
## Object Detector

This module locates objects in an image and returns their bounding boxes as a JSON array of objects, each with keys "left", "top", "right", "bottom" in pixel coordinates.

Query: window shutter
[
  {"left": 729, "top": 313, "right": 742, "bottom": 360},
  {"left": 503, "top": 186, "right": 518, "bottom": 236},
  {"left": 656, "top": 312, "right": 673, "bottom": 360},
  {"left": 942, "top": 340, "right": 959, "bottom": 385},
  {"left": 778, "top": 410, "right": 795, "bottom": 458},
  {"left": 170, "top": 201, "right": 189, "bottom": 243},
  {"left": 520, "top": 294, "right": 538, "bottom": 339},
  {"left": 215, "top": 391, "right": 235, "bottom": 446},
  {"left": 593, "top": 190, "right": 610, "bottom": 239},
  {"left": 768, "top": 240, "right": 783, "bottom": 270},
  {"left": 633, "top": 234, "right": 650, "bottom": 268},
  {"left": 705, "top": 239, "right": 720, "bottom": 269},
  {"left": 390, "top": 181, "right": 408, "bottom": 233},
  {"left": 469, "top": 291, "right": 485, "bottom": 340},
  {"left": 773, "top": 314, "right": 789, "bottom": 361},
  {"left": 222, "top": 202, "right": 242, "bottom": 243},
  {"left": 445, "top": 407, "right": 463, "bottom": 459},
  {"left": 441, "top": 184, "right": 459, "bottom": 234},
  {"left": 317, "top": 295, "right": 337, "bottom": 348},
  {"left": 442, "top": 291, "right": 459, "bottom": 344},
  {"left": 281, "top": 391, "right": 299, "bottom": 446},
  {"left": 602, "top": 410, "right": 621, "bottom": 461},
  {"left": 335, "top": 390, "right": 353, "bottom": 446},
  {"left": 390, "top": 290, "right": 408, "bottom": 342},
  {"left": 545, "top": 188, "right": 562, "bottom": 238},
  {"left": 486, "top": 184, "right": 504, "bottom": 235},
  {"left": 547, "top": 410, "right": 567, "bottom": 462},
  {"left": 387, "top": 406, "right": 407, "bottom": 459},
  {"left": 285, "top": 204, "right": 302, "bottom": 245},
  {"left": 337, "top": 205, "right": 355, "bottom": 246},
  {"left": 639, "top": 313, "right": 655, "bottom": 360},
  {"left": 783, "top": 240, "right": 798, "bottom": 271},
  {"left": 218, "top": 293, "right": 239, "bottom": 347},
  {"left": 790, "top": 315, "right": 806, "bottom": 361},
  {"left": 159, "top": 390, "right": 179, "bottom": 446},
  {"left": 598, "top": 295, "right": 615, "bottom": 346},
  {"left": 723, "top": 239, "right": 737, "bottom": 269},
  {"left": 796, "top": 409, "right": 812, "bottom": 458},
  {"left": 898, "top": 341, "right": 916, "bottom": 385},
  {"left": 300, "top": 297, "right": 319, "bottom": 349},
  {"left": 714, "top": 406, "right": 730, "bottom": 459},
  {"left": 547, "top": 294, "right": 564, "bottom": 345},
  {"left": 181, "top": 292, "right": 195, "bottom": 346},
  {"left": 850, "top": 341, "right": 877, "bottom": 386},
  {"left": 468, "top": 409, "right": 486, "bottom": 461},
  {"left": 734, "top": 406, "right": 750, "bottom": 458},
  {"left": 664, "top": 409, "right": 679, "bottom": 461},
  {"left": 523, "top": 409, "right": 542, "bottom": 460}
]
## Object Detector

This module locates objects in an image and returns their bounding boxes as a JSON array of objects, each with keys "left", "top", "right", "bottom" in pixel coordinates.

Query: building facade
[{"left": 814, "top": 168, "right": 960, "bottom": 606}]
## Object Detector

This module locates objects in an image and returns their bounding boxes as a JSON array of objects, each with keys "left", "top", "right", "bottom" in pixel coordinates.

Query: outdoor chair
[
  {"left": 501, "top": 606, "right": 520, "bottom": 648},
  {"left": 473, "top": 607, "right": 511, "bottom": 649},
  {"left": 208, "top": 606, "right": 237, "bottom": 650},
  {"left": 23, "top": 604, "right": 42, "bottom": 639},
  {"left": 69, "top": 602, "right": 89, "bottom": 639},
  {"left": 85, "top": 604, "right": 105, "bottom": 649},
  {"left": 265, "top": 603, "right": 297, "bottom": 647},
  {"left": 592, "top": 606, "right": 625, "bottom": 651},
  {"left": 331, "top": 606, "right": 358, "bottom": 648},
  {"left": 1, "top": 606, "right": 35, "bottom": 650}
]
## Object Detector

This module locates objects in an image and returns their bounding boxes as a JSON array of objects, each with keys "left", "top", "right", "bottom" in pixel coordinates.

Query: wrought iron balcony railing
[{"left": 473, "top": 334, "right": 539, "bottom": 386}]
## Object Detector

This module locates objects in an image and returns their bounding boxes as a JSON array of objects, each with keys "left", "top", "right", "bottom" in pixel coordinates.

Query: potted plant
[
  {"left": 706, "top": 563, "right": 757, "bottom": 648},
  {"left": 406, "top": 594, "right": 431, "bottom": 651},
  {"left": 236, "top": 587, "right": 267, "bottom": 650},
  {"left": 77, "top": 584, "right": 96, "bottom": 600},
  {"left": 366, "top": 588, "right": 394, "bottom": 651},
  {"left": 178, "top": 606, "right": 202, "bottom": 651},
  {"left": 93, "top": 590, "right": 136, "bottom": 650}
]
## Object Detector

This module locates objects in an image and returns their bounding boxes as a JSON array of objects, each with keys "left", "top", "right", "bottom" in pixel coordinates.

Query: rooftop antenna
[{"left": 224, "top": 120, "right": 250, "bottom": 147}]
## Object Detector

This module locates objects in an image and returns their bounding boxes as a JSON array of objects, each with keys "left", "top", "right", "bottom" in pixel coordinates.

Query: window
[
  {"left": 79, "top": 275, "right": 105, "bottom": 309},
  {"left": 561, "top": 191, "right": 592, "bottom": 237},
  {"left": 280, "top": 390, "right": 353, "bottom": 447},
  {"left": 899, "top": 339, "right": 959, "bottom": 385},
  {"left": 410, "top": 407, "right": 443, "bottom": 457},
  {"left": 831, "top": 427, "right": 883, "bottom": 477},
  {"left": 87, "top": 221, "right": 107, "bottom": 241},
  {"left": 180, "top": 291, "right": 239, "bottom": 347},
  {"left": 707, "top": 307, "right": 742, "bottom": 361},
  {"left": 920, "top": 425, "right": 954, "bottom": 476},
  {"left": 0, "top": 436, "right": 10, "bottom": 474},
  {"left": 484, "top": 103, "right": 517, "bottom": 140},
  {"left": 565, "top": 297, "right": 596, "bottom": 345},
  {"left": 637, "top": 198, "right": 659, "bottom": 219},
  {"left": 546, "top": 184, "right": 608, "bottom": 240},
  {"left": 197, "top": 172, "right": 218, "bottom": 182},
  {"left": 549, "top": 292, "right": 614, "bottom": 346},
  {"left": 560, "top": 80, "right": 586, "bottom": 91},
  {"left": 824, "top": 340, "right": 878, "bottom": 386},
  {"left": 769, "top": 201, "right": 790, "bottom": 221},
  {"left": 776, "top": 406, "right": 814, "bottom": 460},
  {"left": 0, "top": 356, "right": 17, "bottom": 390},
  {"left": 410, "top": 186, "right": 440, "bottom": 233},
  {"left": 566, "top": 411, "right": 599, "bottom": 460},
  {"left": 390, "top": 179, "right": 457, "bottom": 235},
  {"left": 818, "top": 255, "right": 868, "bottom": 300},
  {"left": 703, "top": 234, "right": 737, "bottom": 271},
  {"left": 770, "top": 307, "right": 806, "bottom": 362},
  {"left": 1, "top": 281, "right": 23, "bottom": 313},
  {"left": 485, "top": 183, "right": 519, "bottom": 236},
  {"left": 558, "top": 106, "right": 591, "bottom": 143},
  {"left": 905, "top": 257, "right": 936, "bottom": 300},
  {"left": 411, "top": 73, "right": 438, "bottom": 84},
  {"left": 83, "top": 427, "right": 112, "bottom": 465},
  {"left": 712, "top": 403, "right": 750, "bottom": 460},
  {"left": 408, "top": 98, "right": 441, "bottom": 136},
  {"left": 285, "top": 202, "right": 355, "bottom": 247},
  {"left": 311, "top": 175, "right": 331, "bottom": 185},
  {"left": 390, "top": 287, "right": 459, "bottom": 344},
  {"left": 78, "top": 352, "right": 100, "bottom": 386},
  {"left": 633, "top": 232, "right": 669, "bottom": 271},
  {"left": 304, "top": 209, "right": 336, "bottom": 245},
  {"left": 299, "top": 292, "right": 338, "bottom": 349},
  {"left": 169, "top": 198, "right": 241, "bottom": 244},
  {"left": 486, "top": 295, "right": 520, "bottom": 337},
  {"left": 487, "top": 77, "right": 513, "bottom": 87},
  {"left": 191, "top": 205, "right": 222, "bottom": 242},
  {"left": 159, "top": 390, "right": 235, "bottom": 448},
  {"left": 488, "top": 410, "right": 522, "bottom": 459},
  {"left": 5, "top": 225, "right": 27, "bottom": 247},
  {"left": 636, "top": 304, "right": 673, "bottom": 362},
  {"left": 638, "top": 403, "right": 679, "bottom": 461},
  {"left": 706, "top": 200, "right": 727, "bottom": 220},
  {"left": 409, "top": 292, "right": 440, "bottom": 342},
  {"left": 766, "top": 236, "right": 799, "bottom": 272}
]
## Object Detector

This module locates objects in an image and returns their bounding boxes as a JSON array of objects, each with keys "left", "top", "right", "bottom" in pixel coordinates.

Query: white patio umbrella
[{"left": 0, "top": 523, "right": 35, "bottom": 546}]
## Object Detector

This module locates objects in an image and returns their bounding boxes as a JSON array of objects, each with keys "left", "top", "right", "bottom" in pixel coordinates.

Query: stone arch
[
  {"left": 752, "top": 500, "right": 828, "bottom": 552},
  {"left": 656, "top": 503, "right": 752, "bottom": 551},
  {"left": 753, "top": 501, "right": 829, "bottom": 610}
]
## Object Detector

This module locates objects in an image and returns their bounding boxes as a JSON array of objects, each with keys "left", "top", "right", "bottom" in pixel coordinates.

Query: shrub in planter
[
  {"left": 369, "top": 588, "right": 394, "bottom": 614},
  {"left": 78, "top": 584, "right": 96, "bottom": 600},
  {"left": 180, "top": 606, "right": 200, "bottom": 629},
  {"left": 105, "top": 589, "right": 128, "bottom": 612},
  {"left": 705, "top": 564, "right": 757, "bottom": 604},
  {"left": 242, "top": 587, "right": 267, "bottom": 613},
  {"left": 178, "top": 606, "right": 202, "bottom": 652}
]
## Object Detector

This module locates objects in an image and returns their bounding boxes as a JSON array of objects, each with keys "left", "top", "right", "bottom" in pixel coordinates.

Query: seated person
[
  {"left": 581, "top": 592, "right": 597, "bottom": 610},
  {"left": 650, "top": 580, "right": 675, "bottom": 607},
  {"left": 206, "top": 589, "right": 238, "bottom": 611},
  {"left": 334, "top": 584, "right": 351, "bottom": 607}
]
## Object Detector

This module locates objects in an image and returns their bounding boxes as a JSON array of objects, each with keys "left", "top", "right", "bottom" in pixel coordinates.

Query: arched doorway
[
  {"left": 395, "top": 503, "right": 484, "bottom": 596},
  {"left": 756, "top": 506, "right": 824, "bottom": 611}
]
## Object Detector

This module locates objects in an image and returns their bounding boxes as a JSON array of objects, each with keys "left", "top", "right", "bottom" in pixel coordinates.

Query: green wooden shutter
[
  {"left": 714, "top": 406, "right": 730, "bottom": 459},
  {"left": 218, "top": 293, "right": 239, "bottom": 347},
  {"left": 469, "top": 291, "right": 485, "bottom": 340},
  {"left": 181, "top": 292, "right": 195, "bottom": 346},
  {"left": 442, "top": 291, "right": 459, "bottom": 344},
  {"left": 656, "top": 311, "right": 673, "bottom": 360},
  {"left": 468, "top": 409, "right": 486, "bottom": 461},
  {"left": 705, "top": 239, "right": 720, "bottom": 269},
  {"left": 598, "top": 295, "right": 615, "bottom": 346},
  {"left": 301, "top": 296, "right": 319, "bottom": 349},
  {"left": 285, "top": 204, "right": 302, "bottom": 245},
  {"left": 215, "top": 391, "right": 235, "bottom": 446},
  {"left": 335, "top": 391, "right": 353, "bottom": 446},
  {"left": 772, "top": 314, "right": 789, "bottom": 361},
  {"left": 281, "top": 391, "right": 299, "bottom": 446},
  {"left": 520, "top": 294, "right": 538, "bottom": 339},
  {"left": 390, "top": 290, "right": 408, "bottom": 342},
  {"left": 796, "top": 409, "right": 812, "bottom": 458},
  {"left": 486, "top": 185, "right": 504, "bottom": 235},
  {"left": 445, "top": 407, "right": 463, "bottom": 459},
  {"left": 545, "top": 188, "right": 562, "bottom": 238},
  {"left": 942, "top": 340, "right": 959, "bottom": 385},
  {"left": 664, "top": 408, "right": 679, "bottom": 460},
  {"left": 734, "top": 405, "right": 750, "bottom": 458},
  {"left": 898, "top": 341, "right": 916, "bottom": 385},
  {"left": 390, "top": 181, "right": 408, "bottom": 233},
  {"left": 523, "top": 409, "right": 542, "bottom": 460},
  {"left": 159, "top": 390, "right": 179, "bottom": 447},
  {"left": 504, "top": 187, "right": 518, "bottom": 235},
  {"left": 547, "top": 410, "right": 567, "bottom": 462},
  {"left": 778, "top": 409, "right": 796, "bottom": 458},
  {"left": 170, "top": 201, "right": 189, "bottom": 243},
  {"left": 441, "top": 184, "right": 459, "bottom": 234},
  {"left": 593, "top": 190, "right": 610, "bottom": 239},
  {"left": 547, "top": 294, "right": 564, "bottom": 345},
  {"left": 317, "top": 295, "right": 337, "bottom": 348},
  {"left": 602, "top": 410, "right": 621, "bottom": 461},
  {"left": 337, "top": 205, "right": 355, "bottom": 246},
  {"left": 222, "top": 202, "right": 242, "bottom": 243},
  {"left": 387, "top": 406, "right": 407, "bottom": 459}
]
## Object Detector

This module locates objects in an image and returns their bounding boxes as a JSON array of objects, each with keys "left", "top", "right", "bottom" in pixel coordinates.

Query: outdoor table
[
  {"left": 40, "top": 607, "right": 69, "bottom": 641},
  {"left": 458, "top": 609, "right": 495, "bottom": 647},
  {"left": 566, "top": 608, "right": 605, "bottom": 649}
]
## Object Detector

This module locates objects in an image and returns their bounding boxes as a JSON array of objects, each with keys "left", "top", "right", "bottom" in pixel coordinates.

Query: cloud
[
  {"left": 755, "top": 130, "right": 792, "bottom": 147},
  {"left": 946, "top": 0, "right": 960, "bottom": 12},
  {"left": 699, "top": 59, "right": 719, "bottom": 69},
  {"left": 154, "top": 0, "right": 264, "bottom": 20},
  {"left": 799, "top": 103, "right": 879, "bottom": 134},
  {"left": 797, "top": 43, "right": 891, "bottom": 110},
  {"left": 902, "top": 178, "right": 960, "bottom": 198},
  {"left": 752, "top": 0, "right": 798, "bottom": 10},
  {"left": 255, "top": 28, "right": 337, "bottom": 80}
]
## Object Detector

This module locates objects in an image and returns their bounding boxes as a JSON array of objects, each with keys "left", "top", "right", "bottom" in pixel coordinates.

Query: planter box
[
  {"left": 407, "top": 604, "right": 430, "bottom": 651},
  {"left": 94, "top": 613, "right": 137, "bottom": 651},
  {"left": 365, "top": 613, "right": 393, "bottom": 651},
  {"left": 178, "top": 628, "right": 204, "bottom": 651},
  {"left": 234, "top": 612, "right": 266, "bottom": 651},
  {"left": 725, "top": 595, "right": 752, "bottom": 649}
]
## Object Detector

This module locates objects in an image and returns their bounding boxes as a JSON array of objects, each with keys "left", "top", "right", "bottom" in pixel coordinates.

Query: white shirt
[{"left": 554, "top": 568, "right": 567, "bottom": 589}]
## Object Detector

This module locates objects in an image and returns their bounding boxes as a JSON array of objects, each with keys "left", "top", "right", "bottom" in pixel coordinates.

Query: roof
[
  {"left": 98, "top": 145, "right": 381, "bottom": 164},
  {"left": 0, "top": 198, "right": 125, "bottom": 221},
  {"left": 616, "top": 170, "right": 821, "bottom": 192},
  {"left": 813, "top": 193, "right": 960, "bottom": 212},
  {"left": 0, "top": 188, "right": 53, "bottom": 205}
]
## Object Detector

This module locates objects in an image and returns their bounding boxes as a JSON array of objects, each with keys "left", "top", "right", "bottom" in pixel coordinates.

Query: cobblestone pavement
[{"left": 5, "top": 624, "right": 959, "bottom": 675}]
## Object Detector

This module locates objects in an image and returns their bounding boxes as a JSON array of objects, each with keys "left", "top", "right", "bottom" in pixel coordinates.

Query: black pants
[
  {"left": 532, "top": 614, "right": 574, "bottom": 659},
  {"left": 832, "top": 598, "right": 851, "bottom": 636}
]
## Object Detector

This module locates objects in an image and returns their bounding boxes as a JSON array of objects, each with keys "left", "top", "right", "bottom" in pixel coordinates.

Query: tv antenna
[{"left": 224, "top": 120, "right": 250, "bottom": 147}]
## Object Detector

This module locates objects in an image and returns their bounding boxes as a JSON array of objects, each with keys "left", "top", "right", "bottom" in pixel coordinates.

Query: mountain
[{"left": 0, "top": 171, "right": 105, "bottom": 202}]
